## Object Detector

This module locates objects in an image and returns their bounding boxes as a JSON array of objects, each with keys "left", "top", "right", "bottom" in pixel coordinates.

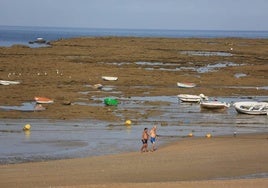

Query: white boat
[
  {"left": 177, "top": 94, "right": 208, "bottom": 102},
  {"left": 177, "top": 82, "right": 196, "bottom": 88},
  {"left": 200, "top": 100, "right": 230, "bottom": 109},
  {"left": 102, "top": 76, "right": 118, "bottom": 81},
  {"left": 233, "top": 101, "right": 268, "bottom": 115},
  {"left": 0, "top": 80, "right": 20, "bottom": 85},
  {"left": 92, "top": 83, "right": 103, "bottom": 89}
]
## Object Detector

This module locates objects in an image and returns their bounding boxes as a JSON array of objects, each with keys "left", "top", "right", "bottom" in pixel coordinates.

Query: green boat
[{"left": 104, "top": 98, "right": 118, "bottom": 106}]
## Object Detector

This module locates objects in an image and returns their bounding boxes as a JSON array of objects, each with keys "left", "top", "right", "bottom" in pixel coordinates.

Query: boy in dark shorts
[{"left": 140, "top": 128, "right": 149, "bottom": 152}]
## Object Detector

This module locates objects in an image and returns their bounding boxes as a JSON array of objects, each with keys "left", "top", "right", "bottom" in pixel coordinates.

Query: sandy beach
[
  {"left": 0, "top": 37, "right": 268, "bottom": 187},
  {"left": 0, "top": 133, "right": 267, "bottom": 187}
]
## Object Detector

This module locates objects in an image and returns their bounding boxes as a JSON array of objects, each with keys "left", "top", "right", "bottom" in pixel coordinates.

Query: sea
[
  {"left": 1, "top": 25, "right": 268, "bottom": 47},
  {"left": 0, "top": 26, "right": 268, "bottom": 169}
]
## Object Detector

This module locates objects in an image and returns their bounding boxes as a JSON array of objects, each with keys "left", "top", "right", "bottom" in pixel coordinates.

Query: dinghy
[
  {"left": 177, "top": 82, "right": 196, "bottom": 88},
  {"left": 104, "top": 98, "right": 118, "bottom": 106},
  {"left": 0, "top": 80, "right": 20, "bottom": 85},
  {"left": 233, "top": 101, "right": 268, "bottom": 115},
  {"left": 177, "top": 94, "right": 208, "bottom": 102},
  {"left": 200, "top": 100, "right": 230, "bottom": 109},
  {"left": 102, "top": 76, "right": 118, "bottom": 81},
  {"left": 34, "top": 97, "right": 54, "bottom": 104}
]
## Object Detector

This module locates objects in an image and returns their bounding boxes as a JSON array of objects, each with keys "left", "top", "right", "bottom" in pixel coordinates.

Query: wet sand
[
  {"left": 0, "top": 133, "right": 267, "bottom": 188},
  {"left": 0, "top": 37, "right": 268, "bottom": 120}
]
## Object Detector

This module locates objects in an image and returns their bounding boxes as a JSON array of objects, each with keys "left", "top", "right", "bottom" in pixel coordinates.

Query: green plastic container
[{"left": 104, "top": 98, "right": 118, "bottom": 106}]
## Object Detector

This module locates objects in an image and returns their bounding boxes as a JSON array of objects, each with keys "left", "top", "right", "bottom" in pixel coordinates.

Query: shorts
[
  {"left": 142, "top": 139, "right": 148, "bottom": 144},
  {"left": 150, "top": 137, "right": 156, "bottom": 143}
]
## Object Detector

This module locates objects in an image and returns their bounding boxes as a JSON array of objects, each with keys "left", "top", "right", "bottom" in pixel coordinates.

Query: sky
[{"left": 0, "top": 0, "right": 268, "bottom": 31}]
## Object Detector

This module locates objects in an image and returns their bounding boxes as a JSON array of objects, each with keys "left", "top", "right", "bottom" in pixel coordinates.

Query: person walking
[
  {"left": 140, "top": 128, "right": 149, "bottom": 153},
  {"left": 150, "top": 125, "right": 157, "bottom": 151}
]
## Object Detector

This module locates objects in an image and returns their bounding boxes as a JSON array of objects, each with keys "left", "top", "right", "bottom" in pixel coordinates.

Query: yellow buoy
[
  {"left": 125, "top": 120, "right": 132, "bottom": 126},
  {"left": 206, "top": 133, "right": 212, "bottom": 138},
  {"left": 188, "top": 133, "right": 193, "bottom": 137},
  {"left": 23, "top": 124, "right": 31, "bottom": 131}
]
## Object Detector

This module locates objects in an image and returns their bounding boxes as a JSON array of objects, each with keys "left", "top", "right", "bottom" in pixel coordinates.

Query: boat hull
[
  {"left": 177, "top": 94, "right": 207, "bottom": 102},
  {"left": 0, "top": 80, "right": 20, "bottom": 85},
  {"left": 200, "top": 101, "right": 230, "bottom": 109},
  {"left": 104, "top": 98, "right": 118, "bottom": 106},
  {"left": 234, "top": 101, "right": 268, "bottom": 115},
  {"left": 34, "top": 97, "right": 54, "bottom": 104},
  {"left": 177, "top": 82, "right": 196, "bottom": 88},
  {"left": 102, "top": 76, "right": 118, "bottom": 81}
]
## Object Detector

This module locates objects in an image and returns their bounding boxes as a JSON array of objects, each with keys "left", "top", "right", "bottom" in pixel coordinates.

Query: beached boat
[
  {"left": 29, "top": 37, "right": 46, "bottom": 44},
  {"left": 92, "top": 83, "right": 103, "bottom": 89},
  {"left": 34, "top": 97, "right": 54, "bottom": 104},
  {"left": 177, "top": 82, "right": 196, "bottom": 88},
  {"left": 102, "top": 76, "right": 118, "bottom": 81},
  {"left": 0, "top": 80, "right": 20, "bottom": 85},
  {"left": 104, "top": 98, "right": 118, "bottom": 106},
  {"left": 200, "top": 100, "right": 230, "bottom": 109},
  {"left": 233, "top": 101, "right": 268, "bottom": 115},
  {"left": 177, "top": 94, "right": 208, "bottom": 102}
]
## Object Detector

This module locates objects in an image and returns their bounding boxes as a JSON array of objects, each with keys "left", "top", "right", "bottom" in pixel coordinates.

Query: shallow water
[
  {"left": 98, "top": 61, "right": 244, "bottom": 73},
  {"left": 0, "top": 102, "right": 45, "bottom": 112},
  {"left": 180, "top": 51, "right": 233, "bottom": 57},
  {"left": 0, "top": 95, "right": 267, "bottom": 164}
]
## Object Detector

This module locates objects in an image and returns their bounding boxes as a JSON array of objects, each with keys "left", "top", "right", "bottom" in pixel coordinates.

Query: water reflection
[
  {"left": 180, "top": 50, "right": 233, "bottom": 57},
  {"left": 97, "top": 61, "right": 245, "bottom": 73},
  {"left": 24, "top": 130, "right": 31, "bottom": 140},
  {"left": 0, "top": 102, "right": 45, "bottom": 112}
]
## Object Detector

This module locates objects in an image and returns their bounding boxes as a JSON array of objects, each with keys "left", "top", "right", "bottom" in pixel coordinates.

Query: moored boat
[
  {"left": 177, "top": 94, "right": 208, "bottom": 102},
  {"left": 200, "top": 100, "right": 230, "bottom": 109},
  {"left": 233, "top": 101, "right": 268, "bottom": 115},
  {"left": 102, "top": 76, "right": 118, "bottom": 81},
  {"left": 104, "top": 98, "right": 118, "bottom": 106},
  {"left": 34, "top": 97, "right": 54, "bottom": 104},
  {"left": 0, "top": 80, "right": 20, "bottom": 85},
  {"left": 93, "top": 83, "right": 103, "bottom": 89},
  {"left": 177, "top": 82, "right": 196, "bottom": 88}
]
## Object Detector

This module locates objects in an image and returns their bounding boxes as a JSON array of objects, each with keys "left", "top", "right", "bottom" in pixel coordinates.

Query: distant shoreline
[{"left": 1, "top": 25, "right": 268, "bottom": 47}]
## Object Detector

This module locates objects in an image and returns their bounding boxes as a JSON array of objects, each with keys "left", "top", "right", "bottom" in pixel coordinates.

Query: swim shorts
[
  {"left": 150, "top": 137, "right": 156, "bottom": 143},
  {"left": 142, "top": 139, "right": 148, "bottom": 144}
]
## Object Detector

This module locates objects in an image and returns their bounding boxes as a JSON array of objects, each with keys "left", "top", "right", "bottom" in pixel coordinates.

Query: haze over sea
[{"left": 1, "top": 25, "right": 268, "bottom": 47}]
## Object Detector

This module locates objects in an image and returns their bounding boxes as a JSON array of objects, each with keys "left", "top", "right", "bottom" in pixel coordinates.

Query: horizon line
[{"left": 1, "top": 24, "right": 268, "bottom": 32}]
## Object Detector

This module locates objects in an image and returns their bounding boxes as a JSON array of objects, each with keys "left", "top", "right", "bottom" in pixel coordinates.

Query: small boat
[
  {"left": 177, "top": 82, "right": 196, "bottom": 88},
  {"left": 177, "top": 94, "right": 208, "bottom": 102},
  {"left": 0, "top": 80, "right": 20, "bottom": 85},
  {"left": 200, "top": 100, "right": 230, "bottom": 109},
  {"left": 233, "top": 101, "right": 268, "bottom": 115},
  {"left": 102, "top": 76, "right": 118, "bottom": 81},
  {"left": 92, "top": 84, "right": 103, "bottom": 89},
  {"left": 29, "top": 37, "right": 46, "bottom": 44},
  {"left": 34, "top": 97, "right": 54, "bottom": 104},
  {"left": 104, "top": 98, "right": 118, "bottom": 106}
]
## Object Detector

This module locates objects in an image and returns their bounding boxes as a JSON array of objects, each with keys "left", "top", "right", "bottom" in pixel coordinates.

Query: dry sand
[
  {"left": 0, "top": 37, "right": 268, "bottom": 187},
  {"left": 0, "top": 133, "right": 268, "bottom": 188}
]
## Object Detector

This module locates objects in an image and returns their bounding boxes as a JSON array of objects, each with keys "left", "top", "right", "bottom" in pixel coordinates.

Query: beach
[
  {"left": 0, "top": 133, "right": 268, "bottom": 187},
  {"left": 0, "top": 37, "right": 268, "bottom": 187}
]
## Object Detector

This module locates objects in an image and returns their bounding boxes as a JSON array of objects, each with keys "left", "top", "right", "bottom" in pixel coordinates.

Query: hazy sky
[{"left": 1, "top": 0, "right": 267, "bottom": 30}]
